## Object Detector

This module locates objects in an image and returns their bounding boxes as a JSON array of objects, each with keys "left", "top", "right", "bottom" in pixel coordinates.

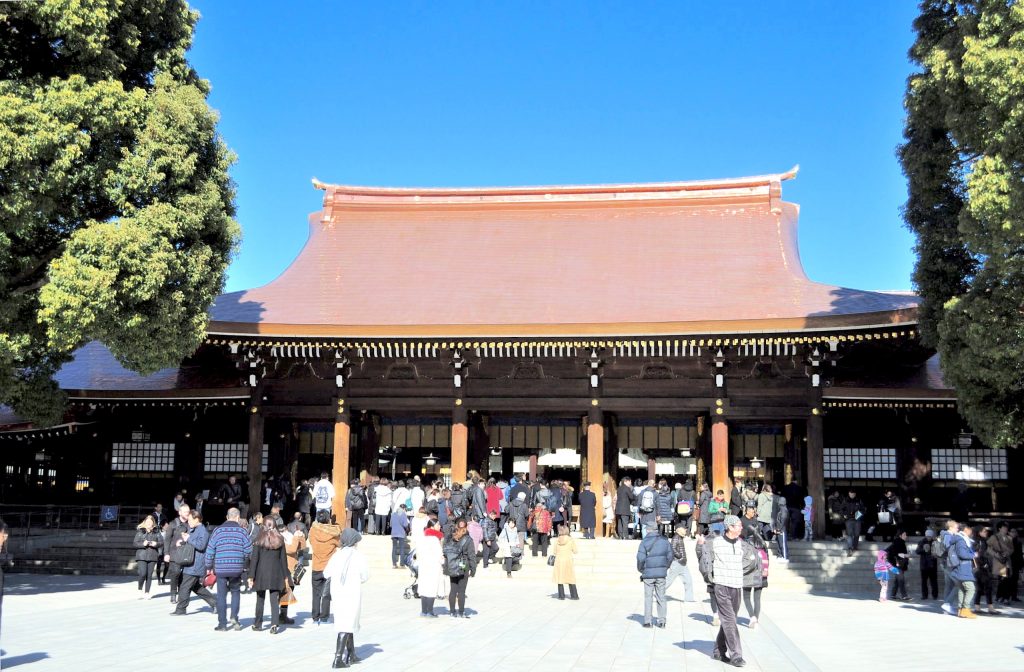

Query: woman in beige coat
[{"left": 551, "top": 525, "right": 579, "bottom": 600}]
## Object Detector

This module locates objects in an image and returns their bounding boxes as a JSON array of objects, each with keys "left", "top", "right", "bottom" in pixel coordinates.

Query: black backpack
[
  {"left": 443, "top": 540, "right": 468, "bottom": 577},
  {"left": 346, "top": 488, "right": 365, "bottom": 510}
]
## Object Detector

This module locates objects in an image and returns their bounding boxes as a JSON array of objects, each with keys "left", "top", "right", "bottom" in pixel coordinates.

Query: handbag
[
  {"left": 547, "top": 554, "right": 556, "bottom": 567},
  {"left": 171, "top": 543, "right": 195, "bottom": 567},
  {"left": 292, "top": 564, "right": 307, "bottom": 586},
  {"left": 877, "top": 511, "right": 892, "bottom": 525},
  {"left": 202, "top": 571, "right": 217, "bottom": 588}
]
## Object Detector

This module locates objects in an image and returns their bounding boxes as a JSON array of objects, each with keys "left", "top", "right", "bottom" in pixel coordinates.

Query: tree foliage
[
  {"left": 900, "top": 0, "right": 1024, "bottom": 447},
  {"left": 0, "top": 0, "right": 239, "bottom": 425}
]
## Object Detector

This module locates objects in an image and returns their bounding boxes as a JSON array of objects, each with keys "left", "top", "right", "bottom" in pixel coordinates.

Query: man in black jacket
[
  {"left": 840, "top": 490, "right": 865, "bottom": 556},
  {"left": 637, "top": 521, "right": 673, "bottom": 627},
  {"left": 615, "top": 478, "right": 635, "bottom": 540},
  {"left": 163, "top": 504, "right": 191, "bottom": 603}
]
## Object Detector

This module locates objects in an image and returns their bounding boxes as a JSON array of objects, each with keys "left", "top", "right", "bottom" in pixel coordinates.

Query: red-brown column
[
  {"left": 246, "top": 385, "right": 265, "bottom": 511},
  {"left": 647, "top": 458, "right": 656, "bottom": 483},
  {"left": 451, "top": 405, "right": 468, "bottom": 484},
  {"left": 712, "top": 417, "right": 729, "bottom": 497},
  {"left": 528, "top": 454, "right": 538, "bottom": 481},
  {"left": 332, "top": 401, "right": 350, "bottom": 526},
  {"left": 806, "top": 411, "right": 825, "bottom": 537},
  {"left": 587, "top": 407, "right": 604, "bottom": 537}
]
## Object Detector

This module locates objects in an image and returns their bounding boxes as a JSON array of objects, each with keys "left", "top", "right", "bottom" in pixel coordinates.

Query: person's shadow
[
  {"left": 0, "top": 652, "right": 50, "bottom": 669},
  {"left": 354, "top": 643, "right": 383, "bottom": 661},
  {"left": 674, "top": 640, "right": 718, "bottom": 657}
]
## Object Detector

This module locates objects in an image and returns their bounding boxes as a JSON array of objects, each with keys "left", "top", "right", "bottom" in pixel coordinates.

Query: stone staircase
[{"left": 776, "top": 539, "right": 893, "bottom": 594}]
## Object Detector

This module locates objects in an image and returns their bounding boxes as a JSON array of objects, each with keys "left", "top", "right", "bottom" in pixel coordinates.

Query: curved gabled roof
[{"left": 209, "top": 168, "right": 917, "bottom": 338}]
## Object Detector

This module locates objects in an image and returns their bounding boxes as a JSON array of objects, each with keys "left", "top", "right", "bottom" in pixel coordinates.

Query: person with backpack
[
  {"left": 676, "top": 481, "right": 695, "bottom": 538},
  {"left": 443, "top": 519, "right": 477, "bottom": 618},
  {"left": 313, "top": 472, "right": 336, "bottom": 522},
  {"left": 527, "top": 503, "right": 554, "bottom": 557},
  {"left": 345, "top": 480, "right": 366, "bottom": 532},
  {"left": 654, "top": 481, "right": 676, "bottom": 537},
  {"left": 948, "top": 524, "right": 978, "bottom": 618},
  {"left": 939, "top": 519, "right": 961, "bottom": 615},
  {"left": 708, "top": 490, "right": 728, "bottom": 535},
  {"left": 637, "top": 480, "right": 658, "bottom": 538},
  {"left": 449, "top": 483, "right": 468, "bottom": 521},
  {"left": 916, "top": 528, "right": 939, "bottom": 599}
]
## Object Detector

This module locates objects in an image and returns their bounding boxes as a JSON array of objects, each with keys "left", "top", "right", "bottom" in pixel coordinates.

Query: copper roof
[{"left": 209, "top": 168, "right": 916, "bottom": 338}]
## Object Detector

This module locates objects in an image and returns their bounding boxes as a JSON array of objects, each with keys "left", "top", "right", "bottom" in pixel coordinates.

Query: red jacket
[{"left": 485, "top": 485, "right": 502, "bottom": 515}]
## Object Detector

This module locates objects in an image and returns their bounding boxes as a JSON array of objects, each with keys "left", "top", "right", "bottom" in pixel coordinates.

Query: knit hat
[
  {"left": 517, "top": 492, "right": 526, "bottom": 501},
  {"left": 340, "top": 528, "right": 361, "bottom": 547},
  {"left": 723, "top": 514, "right": 741, "bottom": 527},
  {"left": 925, "top": 529, "right": 936, "bottom": 538}
]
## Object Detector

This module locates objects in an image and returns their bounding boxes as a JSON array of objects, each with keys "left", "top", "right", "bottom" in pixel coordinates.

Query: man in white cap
[{"left": 698, "top": 514, "right": 751, "bottom": 667}]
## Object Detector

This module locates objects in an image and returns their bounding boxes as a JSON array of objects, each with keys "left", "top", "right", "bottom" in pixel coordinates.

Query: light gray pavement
[{"left": 2, "top": 536, "right": 1022, "bottom": 671}]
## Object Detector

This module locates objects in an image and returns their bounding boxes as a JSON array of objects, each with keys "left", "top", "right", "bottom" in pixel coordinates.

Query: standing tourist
[
  {"left": 249, "top": 517, "right": 291, "bottom": 633},
  {"left": 344, "top": 480, "right": 366, "bottom": 532},
  {"left": 615, "top": 477, "right": 635, "bottom": 540},
  {"left": 988, "top": 522, "right": 1013, "bottom": 604},
  {"left": 480, "top": 510, "right": 499, "bottom": 569},
  {"left": 602, "top": 484, "right": 615, "bottom": 539},
  {"left": 295, "top": 478, "right": 313, "bottom": 527},
  {"left": 915, "top": 529, "right": 939, "bottom": 600},
  {"left": 801, "top": 495, "right": 814, "bottom": 542},
  {"left": 973, "top": 526, "right": 997, "bottom": 614},
  {"left": 416, "top": 520, "right": 445, "bottom": 617},
  {"left": 390, "top": 504, "right": 410, "bottom": 569},
  {"left": 949, "top": 524, "right": 978, "bottom": 618},
  {"left": 373, "top": 478, "right": 392, "bottom": 534},
  {"left": 755, "top": 485, "right": 774, "bottom": 539},
  {"left": 205, "top": 507, "right": 252, "bottom": 631},
  {"left": 840, "top": 490, "right": 865, "bottom": 556},
  {"left": 313, "top": 471, "right": 336, "bottom": 522},
  {"left": 506, "top": 492, "right": 529, "bottom": 548},
  {"left": 551, "top": 524, "right": 579, "bottom": 600},
  {"left": 708, "top": 490, "right": 729, "bottom": 535},
  {"left": 697, "top": 483, "right": 713, "bottom": 536},
  {"left": 218, "top": 475, "right": 243, "bottom": 514},
  {"left": 172, "top": 510, "right": 216, "bottom": 616},
  {"left": 279, "top": 519, "right": 305, "bottom": 624},
  {"left": 698, "top": 515, "right": 751, "bottom": 667},
  {"left": 940, "top": 519, "right": 961, "bottom": 615},
  {"left": 743, "top": 530, "right": 769, "bottom": 628},
  {"left": 498, "top": 518, "right": 523, "bottom": 578},
  {"left": 528, "top": 503, "right": 553, "bottom": 558},
  {"left": 655, "top": 481, "right": 675, "bottom": 537},
  {"left": 164, "top": 504, "right": 190, "bottom": 604},
  {"left": 637, "top": 521, "right": 672, "bottom": 628},
  {"left": 578, "top": 481, "right": 597, "bottom": 539},
  {"left": 873, "top": 550, "right": 896, "bottom": 602},
  {"left": 133, "top": 515, "right": 163, "bottom": 599},
  {"left": 665, "top": 526, "right": 696, "bottom": 602},
  {"left": 325, "top": 529, "right": 369, "bottom": 668},
  {"left": 885, "top": 531, "right": 910, "bottom": 600},
  {"left": 310, "top": 509, "right": 341, "bottom": 625},
  {"left": 443, "top": 519, "right": 477, "bottom": 618},
  {"left": 771, "top": 490, "right": 789, "bottom": 562},
  {"left": 826, "top": 490, "right": 843, "bottom": 540}
]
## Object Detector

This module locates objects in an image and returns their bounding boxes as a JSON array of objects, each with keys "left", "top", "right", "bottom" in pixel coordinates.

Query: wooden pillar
[
  {"left": 332, "top": 399, "right": 351, "bottom": 526},
  {"left": 712, "top": 417, "right": 729, "bottom": 496},
  {"left": 647, "top": 458, "right": 656, "bottom": 483},
  {"left": 806, "top": 411, "right": 825, "bottom": 537},
  {"left": 246, "top": 386, "right": 265, "bottom": 511},
  {"left": 587, "top": 407, "right": 604, "bottom": 537},
  {"left": 528, "top": 454, "right": 538, "bottom": 481},
  {"left": 451, "top": 404, "right": 468, "bottom": 484}
]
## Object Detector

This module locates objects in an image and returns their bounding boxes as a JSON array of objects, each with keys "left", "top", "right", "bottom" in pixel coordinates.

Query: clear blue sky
[{"left": 187, "top": 1, "right": 921, "bottom": 295}]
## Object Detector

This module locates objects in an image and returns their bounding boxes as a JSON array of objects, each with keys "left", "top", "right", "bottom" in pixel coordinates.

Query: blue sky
[{"left": 188, "top": 1, "right": 921, "bottom": 294}]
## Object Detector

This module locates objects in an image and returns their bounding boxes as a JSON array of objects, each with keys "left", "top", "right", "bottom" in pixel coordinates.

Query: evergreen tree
[
  {"left": 0, "top": 0, "right": 239, "bottom": 424},
  {"left": 899, "top": 0, "right": 1024, "bottom": 447}
]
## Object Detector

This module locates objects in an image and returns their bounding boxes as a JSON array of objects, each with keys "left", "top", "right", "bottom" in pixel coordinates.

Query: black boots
[
  {"left": 333, "top": 633, "right": 355, "bottom": 668},
  {"left": 279, "top": 605, "right": 295, "bottom": 624},
  {"left": 569, "top": 584, "right": 579, "bottom": 600},
  {"left": 557, "top": 585, "right": 565, "bottom": 600},
  {"left": 333, "top": 634, "right": 347, "bottom": 668}
]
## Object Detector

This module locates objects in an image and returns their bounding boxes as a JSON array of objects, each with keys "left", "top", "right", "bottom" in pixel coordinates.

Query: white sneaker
[
  {"left": 748, "top": 617, "right": 758, "bottom": 629},
  {"left": 144, "top": 593, "right": 153, "bottom": 600},
  {"left": 941, "top": 603, "right": 954, "bottom": 615},
  {"left": 712, "top": 615, "right": 720, "bottom": 626}
]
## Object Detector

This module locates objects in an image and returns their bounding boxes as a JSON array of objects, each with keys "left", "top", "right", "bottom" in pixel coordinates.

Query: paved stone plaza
[{"left": 2, "top": 536, "right": 1023, "bottom": 671}]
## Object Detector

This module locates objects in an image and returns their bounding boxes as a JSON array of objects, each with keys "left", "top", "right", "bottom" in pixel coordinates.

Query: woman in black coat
[
  {"left": 249, "top": 518, "right": 292, "bottom": 633},
  {"left": 578, "top": 482, "right": 597, "bottom": 539},
  {"left": 133, "top": 515, "right": 164, "bottom": 598}
]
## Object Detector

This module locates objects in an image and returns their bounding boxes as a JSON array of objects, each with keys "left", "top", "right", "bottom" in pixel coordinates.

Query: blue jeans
[{"left": 215, "top": 574, "right": 242, "bottom": 627}]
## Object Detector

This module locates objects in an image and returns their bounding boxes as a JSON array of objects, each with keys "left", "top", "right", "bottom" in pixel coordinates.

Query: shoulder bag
[{"left": 171, "top": 542, "right": 195, "bottom": 567}]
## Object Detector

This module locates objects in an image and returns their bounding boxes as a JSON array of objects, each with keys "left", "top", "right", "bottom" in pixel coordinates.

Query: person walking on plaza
[
  {"left": 885, "top": 530, "right": 910, "bottom": 600},
  {"left": 743, "top": 530, "right": 769, "bottom": 628},
  {"left": 390, "top": 504, "right": 410, "bottom": 569},
  {"left": 940, "top": 519, "right": 961, "bottom": 614},
  {"left": 507, "top": 491, "right": 530, "bottom": 548},
  {"left": 528, "top": 503, "right": 553, "bottom": 557},
  {"left": 278, "top": 519, "right": 305, "bottom": 624},
  {"left": 841, "top": 490, "right": 865, "bottom": 556},
  {"left": 988, "top": 522, "right": 1013, "bottom": 604},
  {"left": 416, "top": 520, "right": 445, "bottom": 617},
  {"left": 637, "top": 521, "right": 672, "bottom": 628},
  {"left": 249, "top": 517, "right": 291, "bottom": 633},
  {"left": 615, "top": 477, "right": 635, "bottom": 540},
  {"left": 578, "top": 481, "right": 597, "bottom": 539},
  {"left": 164, "top": 504, "right": 190, "bottom": 603},
  {"left": 172, "top": 510, "right": 216, "bottom": 615},
  {"left": 480, "top": 510, "right": 499, "bottom": 568},
  {"left": 325, "top": 529, "right": 369, "bottom": 668},
  {"left": 313, "top": 471, "right": 336, "bottom": 522},
  {"left": 204, "top": 507, "right": 252, "bottom": 631},
  {"left": 948, "top": 524, "right": 978, "bottom": 618},
  {"left": 344, "top": 480, "right": 366, "bottom": 532},
  {"left": 873, "top": 550, "right": 896, "bottom": 602},
  {"left": 443, "top": 519, "right": 477, "bottom": 618},
  {"left": 698, "top": 515, "right": 751, "bottom": 667},
  {"left": 973, "top": 526, "right": 998, "bottom": 614},
  {"left": 697, "top": 482, "right": 712, "bottom": 536},
  {"left": 133, "top": 515, "right": 164, "bottom": 599},
  {"left": 310, "top": 509, "right": 342, "bottom": 625},
  {"left": 665, "top": 526, "right": 696, "bottom": 602},
  {"left": 551, "top": 524, "right": 579, "bottom": 600},
  {"left": 498, "top": 518, "right": 523, "bottom": 577},
  {"left": 915, "top": 528, "right": 939, "bottom": 599}
]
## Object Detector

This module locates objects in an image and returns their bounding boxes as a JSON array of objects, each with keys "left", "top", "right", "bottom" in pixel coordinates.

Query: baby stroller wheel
[{"left": 403, "top": 588, "right": 412, "bottom": 599}]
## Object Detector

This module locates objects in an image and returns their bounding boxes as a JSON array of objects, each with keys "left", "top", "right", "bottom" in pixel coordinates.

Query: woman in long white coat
[
  {"left": 416, "top": 519, "right": 446, "bottom": 617},
  {"left": 324, "top": 529, "right": 369, "bottom": 668}
]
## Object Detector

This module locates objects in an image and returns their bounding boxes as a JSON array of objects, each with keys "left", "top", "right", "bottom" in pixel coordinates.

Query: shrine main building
[{"left": 4, "top": 168, "right": 1012, "bottom": 533}]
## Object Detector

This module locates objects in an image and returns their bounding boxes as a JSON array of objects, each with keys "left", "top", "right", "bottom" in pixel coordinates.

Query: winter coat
[
  {"left": 181, "top": 523, "right": 210, "bottom": 577},
  {"left": 578, "top": 490, "right": 597, "bottom": 529},
  {"left": 615, "top": 485, "right": 635, "bottom": 515},
  {"left": 731, "top": 486, "right": 744, "bottom": 516},
  {"left": 916, "top": 536, "right": 938, "bottom": 571},
  {"left": 481, "top": 517, "right": 498, "bottom": 542},
  {"left": 637, "top": 533, "right": 673, "bottom": 580},
  {"left": 988, "top": 532, "right": 1013, "bottom": 577},
  {"left": 443, "top": 534, "right": 478, "bottom": 578},
  {"left": 528, "top": 508, "right": 553, "bottom": 535},
  {"left": 707, "top": 498, "right": 728, "bottom": 523},
  {"left": 324, "top": 546, "right": 369, "bottom": 634},
  {"left": 755, "top": 492, "right": 774, "bottom": 524},
  {"left": 548, "top": 488, "right": 566, "bottom": 523},
  {"left": 205, "top": 521, "right": 252, "bottom": 577},
  {"left": 485, "top": 485, "right": 502, "bottom": 516},
  {"left": 390, "top": 510, "right": 410, "bottom": 539},
  {"left": 655, "top": 488, "right": 675, "bottom": 521},
  {"left": 449, "top": 489, "right": 468, "bottom": 517},
  {"left": 742, "top": 540, "right": 763, "bottom": 589},
  {"left": 697, "top": 490, "right": 713, "bottom": 524},
  {"left": 670, "top": 534, "right": 688, "bottom": 566},
  {"left": 885, "top": 538, "right": 910, "bottom": 572},
  {"left": 134, "top": 529, "right": 164, "bottom": 562},
  {"left": 497, "top": 524, "right": 522, "bottom": 558},
  {"left": 507, "top": 500, "right": 529, "bottom": 530},
  {"left": 415, "top": 531, "right": 446, "bottom": 599},
  {"left": 345, "top": 485, "right": 366, "bottom": 512},
  {"left": 164, "top": 516, "right": 189, "bottom": 562},
  {"left": 392, "top": 487, "right": 411, "bottom": 513},
  {"left": 468, "top": 485, "right": 487, "bottom": 520},
  {"left": 948, "top": 534, "right": 977, "bottom": 582},
  {"left": 840, "top": 497, "right": 865, "bottom": 522},
  {"left": 373, "top": 484, "right": 392, "bottom": 516},
  {"left": 309, "top": 522, "right": 341, "bottom": 572},
  {"left": 551, "top": 535, "right": 577, "bottom": 584},
  {"left": 250, "top": 543, "right": 289, "bottom": 592},
  {"left": 974, "top": 537, "right": 992, "bottom": 581},
  {"left": 284, "top": 530, "right": 305, "bottom": 574}
]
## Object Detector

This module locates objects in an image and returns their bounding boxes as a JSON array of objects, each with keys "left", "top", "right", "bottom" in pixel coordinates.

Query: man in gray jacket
[{"left": 699, "top": 514, "right": 752, "bottom": 667}]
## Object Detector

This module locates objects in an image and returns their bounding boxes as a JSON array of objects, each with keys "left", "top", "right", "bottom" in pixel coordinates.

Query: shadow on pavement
[
  {"left": 354, "top": 643, "right": 383, "bottom": 660},
  {"left": 0, "top": 652, "right": 50, "bottom": 668},
  {"left": 673, "top": 639, "right": 717, "bottom": 655},
  {"left": 687, "top": 611, "right": 713, "bottom": 624},
  {"left": 5, "top": 576, "right": 132, "bottom": 596}
]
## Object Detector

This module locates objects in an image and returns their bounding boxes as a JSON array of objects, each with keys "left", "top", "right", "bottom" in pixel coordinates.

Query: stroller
[{"left": 402, "top": 548, "right": 420, "bottom": 600}]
